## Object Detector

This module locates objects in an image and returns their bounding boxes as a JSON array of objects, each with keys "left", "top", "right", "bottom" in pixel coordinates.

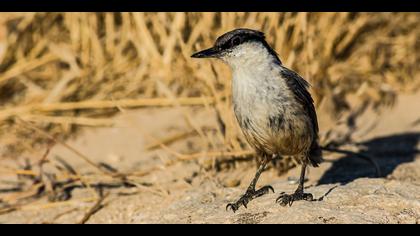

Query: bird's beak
[{"left": 191, "top": 47, "right": 220, "bottom": 58}]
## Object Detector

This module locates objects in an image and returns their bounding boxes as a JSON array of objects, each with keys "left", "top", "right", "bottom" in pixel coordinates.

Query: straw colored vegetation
[
  {"left": 0, "top": 13, "right": 419, "bottom": 220},
  {"left": 0, "top": 13, "right": 418, "bottom": 157}
]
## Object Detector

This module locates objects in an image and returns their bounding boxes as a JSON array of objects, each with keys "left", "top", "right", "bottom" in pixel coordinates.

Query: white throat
[
  {"left": 224, "top": 42, "right": 289, "bottom": 119},
  {"left": 221, "top": 42, "right": 277, "bottom": 72}
]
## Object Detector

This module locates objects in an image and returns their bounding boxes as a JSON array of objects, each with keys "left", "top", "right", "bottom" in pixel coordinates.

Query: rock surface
[
  {"left": 138, "top": 179, "right": 419, "bottom": 224},
  {"left": 0, "top": 92, "right": 419, "bottom": 224}
]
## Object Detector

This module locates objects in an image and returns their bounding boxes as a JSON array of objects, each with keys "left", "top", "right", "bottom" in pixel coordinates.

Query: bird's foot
[
  {"left": 226, "top": 185, "right": 274, "bottom": 213},
  {"left": 276, "top": 189, "right": 313, "bottom": 207}
]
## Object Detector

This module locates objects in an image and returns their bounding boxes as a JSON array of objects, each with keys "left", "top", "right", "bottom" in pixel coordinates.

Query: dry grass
[{"left": 0, "top": 12, "right": 419, "bottom": 165}]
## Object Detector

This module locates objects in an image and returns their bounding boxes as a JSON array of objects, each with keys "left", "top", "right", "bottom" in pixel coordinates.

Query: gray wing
[{"left": 280, "top": 67, "right": 319, "bottom": 135}]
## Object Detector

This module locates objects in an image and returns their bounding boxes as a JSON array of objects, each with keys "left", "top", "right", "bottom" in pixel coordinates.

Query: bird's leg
[
  {"left": 276, "top": 162, "right": 313, "bottom": 206},
  {"left": 226, "top": 158, "right": 274, "bottom": 213}
]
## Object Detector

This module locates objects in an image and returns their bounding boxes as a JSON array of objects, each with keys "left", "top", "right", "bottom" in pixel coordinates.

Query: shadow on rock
[{"left": 318, "top": 132, "right": 420, "bottom": 185}]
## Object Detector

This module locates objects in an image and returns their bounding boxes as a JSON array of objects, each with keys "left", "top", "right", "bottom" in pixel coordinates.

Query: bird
[{"left": 191, "top": 28, "right": 323, "bottom": 212}]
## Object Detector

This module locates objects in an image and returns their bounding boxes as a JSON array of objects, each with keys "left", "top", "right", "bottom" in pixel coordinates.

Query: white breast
[{"left": 224, "top": 42, "right": 312, "bottom": 155}]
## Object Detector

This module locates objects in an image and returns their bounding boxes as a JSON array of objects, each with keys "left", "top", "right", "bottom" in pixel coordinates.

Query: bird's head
[{"left": 191, "top": 28, "right": 281, "bottom": 69}]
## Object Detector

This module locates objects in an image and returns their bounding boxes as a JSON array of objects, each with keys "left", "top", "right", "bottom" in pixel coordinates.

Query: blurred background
[{"left": 0, "top": 13, "right": 419, "bottom": 223}]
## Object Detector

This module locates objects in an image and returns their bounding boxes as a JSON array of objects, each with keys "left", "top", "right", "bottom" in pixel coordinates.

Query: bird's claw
[
  {"left": 265, "top": 186, "right": 275, "bottom": 194},
  {"left": 226, "top": 185, "right": 274, "bottom": 213},
  {"left": 276, "top": 191, "right": 313, "bottom": 207}
]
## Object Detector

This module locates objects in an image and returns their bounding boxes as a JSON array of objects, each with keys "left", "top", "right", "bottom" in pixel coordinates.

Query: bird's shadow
[{"left": 318, "top": 132, "right": 420, "bottom": 185}]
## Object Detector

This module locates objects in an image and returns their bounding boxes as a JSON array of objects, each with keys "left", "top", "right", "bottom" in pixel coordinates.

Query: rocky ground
[{"left": 0, "top": 92, "right": 419, "bottom": 224}]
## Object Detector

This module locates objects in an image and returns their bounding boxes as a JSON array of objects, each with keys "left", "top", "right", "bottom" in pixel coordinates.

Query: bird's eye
[{"left": 231, "top": 36, "right": 242, "bottom": 47}]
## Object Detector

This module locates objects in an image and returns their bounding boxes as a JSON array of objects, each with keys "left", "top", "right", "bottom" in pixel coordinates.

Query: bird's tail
[{"left": 308, "top": 140, "right": 323, "bottom": 167}]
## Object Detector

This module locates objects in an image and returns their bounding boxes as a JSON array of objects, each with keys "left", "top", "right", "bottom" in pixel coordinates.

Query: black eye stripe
[
  {"left": 219, "top": 36, "right": 242, "bottom": 50},
  {"left": 231, "top": 36, "right": 241, "bottom": 46},
  {"left": 215, "top": 29, "right": 265, "bottom": 47},
  {"left": 215, "top": 31, "right": 265, "bottom": 51}
]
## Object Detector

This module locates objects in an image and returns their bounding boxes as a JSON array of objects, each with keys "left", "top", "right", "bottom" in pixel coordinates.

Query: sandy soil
[{"left": 0, "top": 91, "right": 419, "bottom": 224}]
